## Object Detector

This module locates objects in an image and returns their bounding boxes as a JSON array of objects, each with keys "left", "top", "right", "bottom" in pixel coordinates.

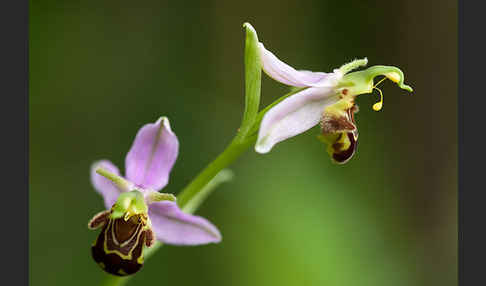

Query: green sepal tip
[
  {"left": 95, "top": 167, "right": 133, "bottom": 193},
  {"left": 339, "top": 58, "right": 368, "bottom": 75},
  {"left": 237, "top": 22, "right": 262, "bottom": 142},
  {"left": 147, "top": 192, "right": 177, "bottom": 203}
]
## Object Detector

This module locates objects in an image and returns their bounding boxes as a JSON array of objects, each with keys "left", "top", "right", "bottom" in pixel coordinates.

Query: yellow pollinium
[{"left": 372, "top": 101, "right": 383, "bottom": 111}]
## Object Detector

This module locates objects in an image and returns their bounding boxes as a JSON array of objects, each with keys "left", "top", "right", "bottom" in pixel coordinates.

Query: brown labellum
[
  {"left": 331, "top": 132, "right": 358, "bottom": 164},
  {"left": 321, "top": 104, "right": 359, "bottom": 134},
  {"left": 91, "top": 213, "right": 150, "bottom": 276},
  {"left": 321, "top": 104, "right": 359, "bottom": 164}
]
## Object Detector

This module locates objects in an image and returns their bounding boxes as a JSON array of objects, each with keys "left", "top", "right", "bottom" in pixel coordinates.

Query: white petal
[
  {"left": 259, "top": 43, "right": 342, "bottom": 88},
  {"left": 256, "top": 87, "right": 339, "bottom": 153}
]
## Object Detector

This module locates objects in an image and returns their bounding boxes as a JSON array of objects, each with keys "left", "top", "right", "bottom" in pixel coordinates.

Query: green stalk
[
  {"left": 100, "top": 275, "right": 129, "bottom": 286},
  {"left": 177, "top": 136, "right": 255, "bottom": 207}
]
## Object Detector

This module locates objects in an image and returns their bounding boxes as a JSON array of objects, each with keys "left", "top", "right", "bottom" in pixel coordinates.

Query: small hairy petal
[
  {"left": 91, "top": 160, "right": 123, "bottom": 209},
  {"left": 148, "top": 201, "right": 222, "bottom": 245},
  {"left": 256, "top": 87, "right": 339, "bottom": 153},
  {"left": 125, "top": 117, "right": 179, "bottom": 191},
  {"left": 259, "top": 43, "right": 340, "bottom": 88},
  {"left": 144, "top": 228, "right": 156, "bottom": 247},
  {"left": 88, "top": 210, "right": 111, "bottom": 230}
]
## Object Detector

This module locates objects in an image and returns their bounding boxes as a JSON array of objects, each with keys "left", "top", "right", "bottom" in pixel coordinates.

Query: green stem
[
  {"left": 177, "top": 135, "right": 256, "bottom": 207},
  {"left": 100, "top": 275, "right": 129, "bottom": 286},
  {"left": 182, "top": 169, "right": 234, "bottom": 214},
  {"left": 99, "top": 134, "right": 256, "bottom": 286}
]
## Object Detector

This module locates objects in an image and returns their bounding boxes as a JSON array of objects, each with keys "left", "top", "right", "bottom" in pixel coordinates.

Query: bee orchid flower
[
  {"left": 87, "top": 117, "right": 221, "bottom": 276},
  {"left": 252, "top": 26, "right": 412, "bottom": 163}
]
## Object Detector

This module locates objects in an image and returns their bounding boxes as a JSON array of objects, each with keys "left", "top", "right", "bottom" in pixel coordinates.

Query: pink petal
[
  {"left": 259, "top": 43, "right": 341, "bottom": 88},
  {"left": 255, "top": 87, "right": 340, "bottom": 153},
  {"left": 90, "top": 160, "right": 123, "bottom": 209},
  {"left": 148, "top": 201, "right": 221, "bottom": 245},
  {"left": 125, "top": 117, "right": 179, "bottom": 191}
]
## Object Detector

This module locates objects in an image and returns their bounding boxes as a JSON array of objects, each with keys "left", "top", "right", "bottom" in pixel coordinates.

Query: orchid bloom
[
  {"left": 254, "top": 31, "right": 412, "bottom": 163},
  {"left": 87, "top": 117, "right": 221, "bottom": 276}
]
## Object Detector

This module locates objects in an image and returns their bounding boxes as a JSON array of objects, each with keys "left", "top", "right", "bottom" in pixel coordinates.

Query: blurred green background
[{"left": 30, "top": 0, "right": 457, "bottom": 285}]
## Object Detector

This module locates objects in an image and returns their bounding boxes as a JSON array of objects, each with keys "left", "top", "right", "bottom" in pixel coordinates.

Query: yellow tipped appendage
[
  {"left": 371, "top": 77, "right": 387, "bottom": 111},
  {"left": 372, "top": 101, "right": 383, "bottom": 111}
]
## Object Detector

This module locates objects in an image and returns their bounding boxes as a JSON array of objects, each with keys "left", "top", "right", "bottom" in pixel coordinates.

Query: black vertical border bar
[
  {"left": 0, "top": 0, "right": 28, "bottom": 285},
  {"left": 25, "top": 0, "right": 29, "bottom": 284},
  {"left": 459, "top": 1, "right": 486, "bottom": 285},
  {"left": 458, "top": 0, "right": 463, "bottom": 284}
]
